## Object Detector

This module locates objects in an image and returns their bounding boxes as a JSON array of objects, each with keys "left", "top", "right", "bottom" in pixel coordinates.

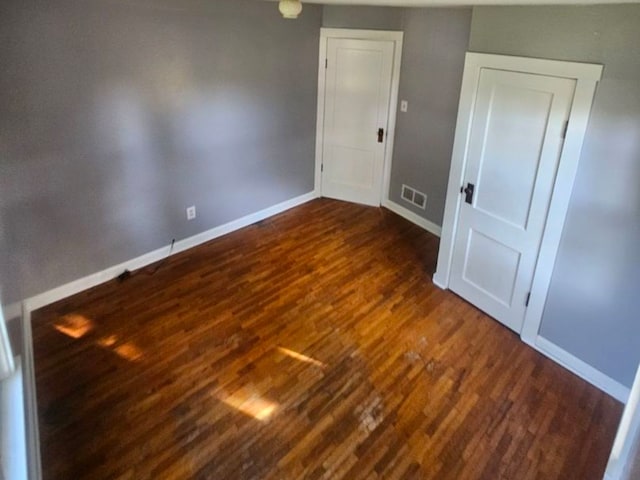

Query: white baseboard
[
  {"left": 429, "top": 281, "right": 627, "bottom": 402},
  {"left": 532, "top": 336, "right": 630, "bottom": 403},
  {"left": 4, "top": 191, "right": 317, "bottom": 316},
  {"left": 432, "top": 275, "right": 447, "bottom": 290},
  {"left": 382, "top": 199, "right": 442, "bottom": 237}
]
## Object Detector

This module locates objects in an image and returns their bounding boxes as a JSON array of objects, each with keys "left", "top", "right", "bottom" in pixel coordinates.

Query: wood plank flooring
[{"left": 32, "top": 198, "right": 623, "bottom": 479}]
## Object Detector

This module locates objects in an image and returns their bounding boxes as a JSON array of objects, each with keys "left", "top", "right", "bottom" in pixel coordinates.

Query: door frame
[
  {"left": 314, "top": 28, "right": 404, "bottom": 205},
  {"left": 606, "top": 362, "right": 640, "bottom": 479},
  {"left": 433, "top": 53, "right": 602, "bottom": 343}
]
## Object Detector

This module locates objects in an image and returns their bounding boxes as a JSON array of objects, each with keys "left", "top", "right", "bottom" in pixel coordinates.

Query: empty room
[{"left": 1, "top": 0, "right": 639, "bottom": 479}]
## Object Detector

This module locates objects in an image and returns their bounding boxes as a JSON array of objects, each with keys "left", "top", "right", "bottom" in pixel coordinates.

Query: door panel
[
  {"left": 450, "top": 68, "right": 576, "bottom": 333},
  {"left": 474, "top": 83, "right": 554, "bottom": 229},
  {"left": 463, "top": 230, "right": 522, "bottom": 307},
  {"left": 325, "top": 146, "right": 375, "bottom": 188},
  {"left": 321, "top": 38, "right": 394, "bottom": 206}
]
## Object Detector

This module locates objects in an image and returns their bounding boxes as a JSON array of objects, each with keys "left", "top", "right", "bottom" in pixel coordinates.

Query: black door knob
[{"left": 463, "top": 183, "right": 475, "bottom": 204}]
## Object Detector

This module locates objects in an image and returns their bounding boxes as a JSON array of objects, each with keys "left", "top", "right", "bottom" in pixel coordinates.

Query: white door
[
  {"left": 449, "top": 68, "right": 576, "bottom": 333},
  {"left": 321, "top": 38, "right": 394, "bottom": 206}
]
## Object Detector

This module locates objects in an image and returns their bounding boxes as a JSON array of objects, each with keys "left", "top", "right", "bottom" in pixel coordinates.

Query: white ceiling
[{"left": 273, "top": 0, "right": 638, "bottom": 6}]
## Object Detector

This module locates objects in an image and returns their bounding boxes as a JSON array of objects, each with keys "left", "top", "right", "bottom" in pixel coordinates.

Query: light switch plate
[{"left": 400, "top": 100, "right": 408, "bottom": 112}]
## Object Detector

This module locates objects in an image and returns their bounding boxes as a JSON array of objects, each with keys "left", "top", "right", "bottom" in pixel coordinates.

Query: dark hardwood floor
[{"left": 32, "top": 198, "right": 623, "bottom": 479}]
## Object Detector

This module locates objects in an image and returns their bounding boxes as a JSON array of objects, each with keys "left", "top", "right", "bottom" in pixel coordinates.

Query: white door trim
[
  {"left": 433, "top": 52, "right": 602, "bottom": 342},
  {"left": 606, "top": 363, "right": 640, "bottom": 479},
  {"left": 315, "top": 28, "right": 403, "bottom": 204}
]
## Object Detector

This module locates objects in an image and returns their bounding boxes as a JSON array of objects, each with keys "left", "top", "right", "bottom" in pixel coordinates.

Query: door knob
[
  {"left": 462, "top": 183, "right": 475, "bottom": 204},
  {"left": 377, "top": 128, "right": 384, "bottom": 143}
]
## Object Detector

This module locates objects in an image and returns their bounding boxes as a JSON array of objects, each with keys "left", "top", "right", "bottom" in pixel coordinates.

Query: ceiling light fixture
[{"left": 278, "top": 0, "right": 302, "bottom": 19}]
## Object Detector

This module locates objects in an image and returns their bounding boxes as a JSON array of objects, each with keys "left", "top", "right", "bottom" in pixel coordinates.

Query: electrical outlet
[
  {"left": 400, "top": 100, "right": 408, "bottom": 113},
  {"left": 186, "top": 206, "right": 196, "bottom": 220}
]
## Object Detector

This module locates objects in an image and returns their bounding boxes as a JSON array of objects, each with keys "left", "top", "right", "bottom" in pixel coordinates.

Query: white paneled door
[
  {"left": 449, "top": 68, "right": 576, "bottom": 333},
  {"left": 321, "top": 38, "right": 394, "bottom": 206}
]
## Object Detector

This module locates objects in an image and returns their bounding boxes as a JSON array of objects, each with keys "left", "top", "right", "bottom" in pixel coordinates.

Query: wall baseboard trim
[
  {"left": 428, "top": 277, "right": 627, "bottom": 403},
  {"left": 383, "top": 199, "right": 442, "bottom": 238},
  {"left": 432, "top": 275, "right": 447, "bottom": 290},
  {"left": 531, "top": 336, "right": 630, "bottom": 403},
  {"left": 3, "top": 191, "right": 318, "bottom": 317}
]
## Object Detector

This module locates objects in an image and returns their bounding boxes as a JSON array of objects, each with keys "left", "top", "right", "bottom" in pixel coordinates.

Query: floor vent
[{"left": 401, "top": 184, "right": 427, "bottom": 210}]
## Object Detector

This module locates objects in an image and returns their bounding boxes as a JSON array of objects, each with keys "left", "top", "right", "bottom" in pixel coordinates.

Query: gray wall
[
  {"left": 470, "top": 5, "right": 640, "bottom": 387},
  {"left": 390, "top": 8, "right": 471, "bottom": 224},
  {"left": 322, "top": 5, "right": 404, "bottom": 31},
  {"left": 322, "top": 6, "right": 472, "bottom": 225},
  {"left": 0, "top": 0, "right": 322, "bottom": 304}
]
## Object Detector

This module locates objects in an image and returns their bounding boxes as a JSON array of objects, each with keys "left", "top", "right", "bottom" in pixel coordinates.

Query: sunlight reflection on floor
[
  {"left": 219, "top": 388, "right": 278, "bottom": 422},
  {"left": 96, "top": 335, "right": 117, "bottom": 347},
  {"left": 97, "top": 335, "right": 144, "bottom": 362},
  {"left": 54, "top": 314, "right": 144, "bottom": 362},
  {"left": 277, "top": 346, "right": 327, "bottom": 368},
  {"left": 114, "top": 342, "right": 144, "bottom": 362},
  {"left": 53, "top": 314, "right": 94, "bottom": 339}
]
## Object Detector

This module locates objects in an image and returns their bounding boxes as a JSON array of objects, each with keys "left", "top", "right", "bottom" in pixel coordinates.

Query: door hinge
[
  {"left": 561, "top": 120, "right": 569, "bottom": 139},
  {"left": 321, "top": 164, "right": 324, "bottom": 172},
  {"left": 525, "top": 292, "right": 531, "bottom": 307},
  {"left": 325, "top": 58, "right": 328, "bottom": 69}
]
